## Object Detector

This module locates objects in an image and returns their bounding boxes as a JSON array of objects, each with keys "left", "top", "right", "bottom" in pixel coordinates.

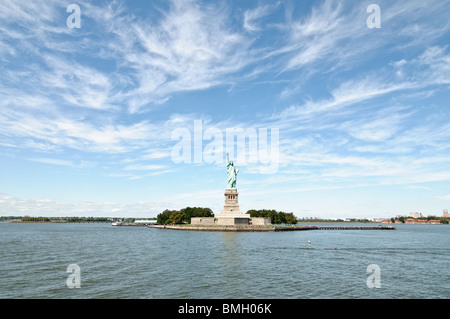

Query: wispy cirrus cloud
[
  {"left": 279, "top": 0, "right": 450, "bottom": 73},
  {"left": 92, "top": 0, "right": 259, "bottom": 113},
  {"left": 243, "top": 1, "right": 281, "bottom": 32},
  {"left": 27, "top": 157, "right": 94, "bottom": 169},
  {"left": 0, "top": 108, "right": 163, "bottom": 153},
  {"left": 273, "top": 42, "right": 450, "bottom": 129}
]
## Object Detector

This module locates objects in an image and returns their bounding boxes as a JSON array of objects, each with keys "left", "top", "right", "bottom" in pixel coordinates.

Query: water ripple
[{"left": 0, "top": 223, "right": 449, "bottom": 298}]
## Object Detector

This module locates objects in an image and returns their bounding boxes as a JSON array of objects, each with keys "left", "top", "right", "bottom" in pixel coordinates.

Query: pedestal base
[
  {"left": 215, "top": 216, "right": 250, "bottom": 225},
  {"left": 218, "top": 188, "right": 244, "bottom": 216},
  {"left": 190, "top": 216, "right": 271, "bottom": 226},
  {"left": 190, "top": 188, "right": 271, "bottom": 226}
]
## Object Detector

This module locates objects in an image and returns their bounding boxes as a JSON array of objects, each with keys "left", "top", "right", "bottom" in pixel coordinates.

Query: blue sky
[{"left": 0, "top": 0, "right": 449, "bottom": 219}]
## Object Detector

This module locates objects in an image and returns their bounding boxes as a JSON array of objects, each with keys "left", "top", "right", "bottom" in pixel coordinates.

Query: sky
[{"left": 0, "top": 0, "right": 449, "bottom": 219}]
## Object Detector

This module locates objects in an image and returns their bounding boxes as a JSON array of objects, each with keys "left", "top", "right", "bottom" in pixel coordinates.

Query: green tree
[
  {"left": 180, "top": 207, "right": 213, "bottom": 223},
  {"left": 170, "top": 211, "right": 185, "bottom": 224},
  {"left": 157, "top": 209, "right": 178, "bottom": 225},
  {"left": 247, "top": 209, "right": 297, "bottom": 225},
  {"left": 284, "top": 212, "right": 298, "bottom": 224}
]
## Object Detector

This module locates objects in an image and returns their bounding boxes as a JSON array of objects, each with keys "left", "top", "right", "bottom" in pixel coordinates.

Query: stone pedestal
[
  {"left": 215, "top": 189, "right": 250, "bottom": 225},
  {"left": 190, "top": 188, "right": 272, "bottom": 227},
  {"left": 218, "top": 189, "right": 245, "bottom": 216}
]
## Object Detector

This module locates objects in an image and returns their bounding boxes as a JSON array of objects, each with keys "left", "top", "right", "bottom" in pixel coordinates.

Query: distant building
[
  {"left": 410, "top": 212, "right": 422, "bottom": 218},
  {"left": 443, "top": 209, "right": 449, "bottom": 218}
]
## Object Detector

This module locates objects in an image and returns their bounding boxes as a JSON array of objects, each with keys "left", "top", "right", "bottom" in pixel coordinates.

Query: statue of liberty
[{"left": 226, "top": 152, "right": 239, "bottom": 189}]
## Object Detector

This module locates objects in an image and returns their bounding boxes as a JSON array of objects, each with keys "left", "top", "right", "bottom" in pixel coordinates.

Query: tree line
[
  {"left": 247, "top": 209, "right": 298, "bottom": 225},
  {"left": 157, "top": 207, "right": 214, "bottom": 225}
]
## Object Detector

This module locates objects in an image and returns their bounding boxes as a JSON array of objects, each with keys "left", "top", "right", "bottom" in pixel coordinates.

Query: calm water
[{"left": 0, "top": 222, "right": 448, "bottom": 299}]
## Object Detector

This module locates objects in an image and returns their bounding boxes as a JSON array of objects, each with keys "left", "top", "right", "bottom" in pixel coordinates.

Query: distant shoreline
[
  {"left": 1, "top": 217, "right": 154, "bottom": 223},
  {"left": 1, "top": 220, "right": 448, "bottom": 225},
  {"left": 6, "top": 220, "right": 115, "bottom": 224}
]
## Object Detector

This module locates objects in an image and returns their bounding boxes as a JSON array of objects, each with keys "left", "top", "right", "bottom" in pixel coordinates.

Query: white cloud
[
  {"left": 340, "top": 105, "right": 414, "bottom": 142},
  {"left": 0, "top": 108, "right": 166, "bottom": 153},
  {"left": 281, "top": 0, "right": 366, "bottom": 71},
  {"left": 243, "top": 2, "right": 279, "bottom": 32},
  {"left": 96, "top": 0, "right": 257, "bottom": 113},
  {"left": 274, "top": 75, "right": 415, "bottom": 127},
  {"left": 437, "top": 195, "right": 450, "bottom": 201},
  {"left": 123, "top": 164, "right": 166, "bottom": 171},
  {"left": 27, "top": 157, "right": 91, "bottom": 168}
]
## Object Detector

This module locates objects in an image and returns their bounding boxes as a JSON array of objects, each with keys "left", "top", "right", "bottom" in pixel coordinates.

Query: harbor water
[{"left": 0, "top": 222, "right": 448, "bottom": 298}]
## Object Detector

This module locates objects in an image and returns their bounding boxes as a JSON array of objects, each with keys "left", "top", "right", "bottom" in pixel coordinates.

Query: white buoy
[{"left": 308, "top": 240, "right": 311, "bottom": 244}]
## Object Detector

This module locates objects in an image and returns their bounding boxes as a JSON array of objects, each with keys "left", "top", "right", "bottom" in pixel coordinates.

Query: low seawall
[
  {"left": 147, "top": 225, "right": 318, "bottom": 232},
  {"left": 317, "top": 225, "right": 396, "bottom": 230},
  {"left": 146, "top": 225, "right": 395, "bottom": 232}
]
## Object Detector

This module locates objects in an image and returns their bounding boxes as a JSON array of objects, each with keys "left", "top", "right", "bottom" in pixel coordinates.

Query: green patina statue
[{"left": 226, "top": 152, "right": 239, "bottom": 189}]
